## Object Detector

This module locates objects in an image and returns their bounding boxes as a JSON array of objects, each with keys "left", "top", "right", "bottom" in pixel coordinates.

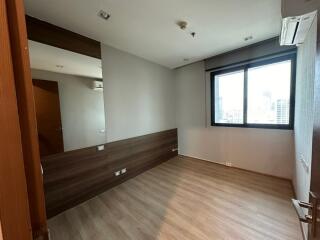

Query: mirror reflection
[{"left": 28, "top": 40, "right": 106, "bottom": 157}]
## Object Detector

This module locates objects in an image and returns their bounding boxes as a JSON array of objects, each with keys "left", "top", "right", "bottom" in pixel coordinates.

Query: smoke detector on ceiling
[
  {"left": 177, "top": 21, "right": 197, "bottom": 39},
  {"left": 177, "top": 21, "right": 188, "bottom": 30}
]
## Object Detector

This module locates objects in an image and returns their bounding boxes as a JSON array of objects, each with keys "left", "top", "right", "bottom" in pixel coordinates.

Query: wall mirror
[{"left": 28, "top": 40, "right": 106, "bottom": 157}]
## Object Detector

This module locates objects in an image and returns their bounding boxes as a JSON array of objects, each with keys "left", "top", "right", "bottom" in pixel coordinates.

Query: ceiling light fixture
[{"left": 98, "top": 10, "right": 111, "bottom": 21}]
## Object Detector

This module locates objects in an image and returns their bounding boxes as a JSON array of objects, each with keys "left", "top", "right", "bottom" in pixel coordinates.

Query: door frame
[
  {"left": 33, "top": 79, "right": 64, "bottom": 156},
  {"left": 1, "top": 0, "right": 48, "bottom": 239},
  {"left": 0, "top": 0, "right": 33, "bottom": 238}
]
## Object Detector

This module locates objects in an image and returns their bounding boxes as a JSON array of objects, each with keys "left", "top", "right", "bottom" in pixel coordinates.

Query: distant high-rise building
[{"left": 276, "top": 99, "right": 289, "bottom": 124}]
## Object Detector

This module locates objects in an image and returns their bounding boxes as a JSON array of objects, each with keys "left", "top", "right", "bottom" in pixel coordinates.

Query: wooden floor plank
[{"left": 48, "top": 156, "right": 302, "bottom": 240}]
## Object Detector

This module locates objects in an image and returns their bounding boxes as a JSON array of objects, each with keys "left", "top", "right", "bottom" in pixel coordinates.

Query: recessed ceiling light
[
  {"left": 244, "top": 36, "right": 253, "bottom": 41},
  {"left": 98, "top": 10, "right": 111, "bottom": 21}
]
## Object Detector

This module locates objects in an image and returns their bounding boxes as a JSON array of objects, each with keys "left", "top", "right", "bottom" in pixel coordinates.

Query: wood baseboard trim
[
  {"left": 178, "top": 154, "right": 292, "bottom": 182},
  {"left": 290, "top": 180, "right": 297, "bottom": 198}
]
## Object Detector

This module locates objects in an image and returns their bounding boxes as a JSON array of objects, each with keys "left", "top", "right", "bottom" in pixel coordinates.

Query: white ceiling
[
  {"left": 28, "top": 40, "right": 102, "bottom": 78},
  {"left": 24, "top": 0, "right": 282, "bottom": 69}
]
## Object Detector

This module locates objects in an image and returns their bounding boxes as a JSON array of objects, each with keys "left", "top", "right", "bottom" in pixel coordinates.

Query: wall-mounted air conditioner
[
  {"left": 91, "top": 80, "right": 103, "bottom": 91},
  {"left": 280, "top": 10, "right": 317, "bottom": 46}
]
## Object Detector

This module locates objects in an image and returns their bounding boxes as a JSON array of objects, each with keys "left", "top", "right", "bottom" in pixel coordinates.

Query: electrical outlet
[
  {"left": 97, "top": 145, "right": 105, "bottom": 151},
  {"left": 114, "top": 171, "right": 121, "bottom": 176},
  {"left": 121, "top": 168, "right": 127, "bottom": 174},
  {"left": 226, "top": 162, "right": 232, "bottom": 167}
]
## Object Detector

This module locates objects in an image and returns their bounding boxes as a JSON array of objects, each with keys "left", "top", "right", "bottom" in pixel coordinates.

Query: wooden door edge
[{"left": 4, "top": 0, "right": 49, "bottom": 238}]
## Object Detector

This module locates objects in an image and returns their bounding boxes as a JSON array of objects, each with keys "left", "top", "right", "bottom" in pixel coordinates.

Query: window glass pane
[
  {"left": 214, "top": 70, "right": 244, "bottom": 124},
  {"left": 247, "top": 60, "right": 291, "bottom": 125}
]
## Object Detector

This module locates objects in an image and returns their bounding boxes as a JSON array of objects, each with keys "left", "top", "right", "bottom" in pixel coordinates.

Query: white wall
[
  {"left": 101, "top": 45, "right": 176, "bottom": 142},
  {"left": 175, "top": 61, "right": 295, "bottom": 179},
  {"left": 293, "top": 16, "right": 317, "bottom": 238},
  {"left": 32, "top": 69, "right": 106, "bottom": 151}
]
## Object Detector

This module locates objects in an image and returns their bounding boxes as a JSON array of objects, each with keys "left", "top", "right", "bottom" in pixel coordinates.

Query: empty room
[{"left": 1, "top": 0, "right": 320, "bottom": 239}]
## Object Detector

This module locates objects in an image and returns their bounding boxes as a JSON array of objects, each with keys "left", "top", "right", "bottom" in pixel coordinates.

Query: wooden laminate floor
[{"left": 48, "top": 156, "right": 302, "bottom": 240}]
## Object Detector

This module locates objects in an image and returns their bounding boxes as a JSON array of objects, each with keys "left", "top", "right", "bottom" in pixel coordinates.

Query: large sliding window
[{"left": 211, "top": 53, "right": 296, "bottom": 129}]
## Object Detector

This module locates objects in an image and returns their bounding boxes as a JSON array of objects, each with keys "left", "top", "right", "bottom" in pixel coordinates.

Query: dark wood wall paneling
[
  {"left": 42, "top": 129, "right": 178, "bottom": 218},
  {"left": 25, "top": 15, "right": 101, "bottom": 59}
]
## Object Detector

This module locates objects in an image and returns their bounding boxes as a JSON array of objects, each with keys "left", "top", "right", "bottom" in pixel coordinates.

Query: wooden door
[
  {"left": 33, "top": 79, "right": 64, "bottom": 156},
  {"left": 308, "top": 28, "right": 320, "bottom": 240},
  {"left": 0, "top": 0, "right": 33, "bottom": 238}
]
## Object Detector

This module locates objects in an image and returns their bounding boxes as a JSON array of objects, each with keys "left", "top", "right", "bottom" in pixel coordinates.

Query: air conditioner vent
[{"left": 280, "top": 10, "right": 317, "bottom": 46}]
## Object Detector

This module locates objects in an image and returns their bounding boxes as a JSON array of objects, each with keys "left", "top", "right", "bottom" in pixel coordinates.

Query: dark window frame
[{"left": 210, "top": 53, "right": 297, "bottom": 130}]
